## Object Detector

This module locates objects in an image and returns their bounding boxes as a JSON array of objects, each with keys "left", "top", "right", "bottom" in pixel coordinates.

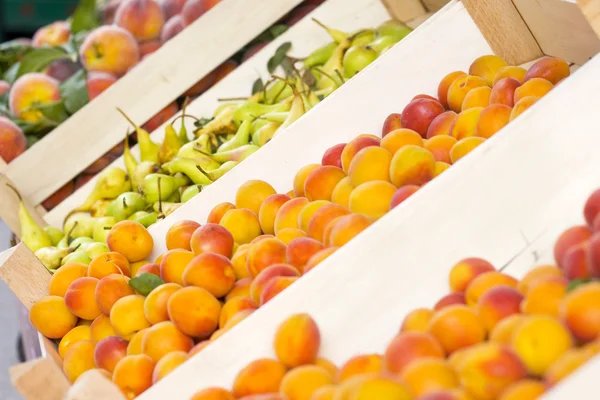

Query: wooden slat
[
  {"left": 0, "top": 174, "right": 47, "bottom": 237},
  {"left": 1, "top": 0, "right": 303, "bottom": 211},
  {"left": 514, "top": 0, "right": 600, "bottom": 65},
  {"left": 10, "top": 358, "right": 69, "bottom": 400},
  {"left": 422, "top": 0, "right": 449, "bottom": 12},
  {"left": 380, "top": 0, "right": 427, "bottom": 22},
  {"left": 579, "top": 0, "right": 600, "bottom": 38},
  {"left": 65, "top": 370, "right": 127, "bottom": 400},
  {"left": 462, "top": 0, "right": 543, "bottom": 64}
]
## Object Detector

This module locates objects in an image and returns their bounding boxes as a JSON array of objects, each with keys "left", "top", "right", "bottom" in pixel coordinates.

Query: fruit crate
[
  {"left": 0, "top": 0, "right": 306, "bottom": 237},
  {"left": 39, "top": 0, "right": 436, "bottom": 230}
]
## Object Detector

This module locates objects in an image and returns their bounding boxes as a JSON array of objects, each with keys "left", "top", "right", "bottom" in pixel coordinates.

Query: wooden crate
[{"left": 0, "top": 0, "right": 304, "bottom": 237}]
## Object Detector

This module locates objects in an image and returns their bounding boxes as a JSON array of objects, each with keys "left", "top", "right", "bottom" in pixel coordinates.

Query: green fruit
[
  {"left": 369, "top": 35, "right": 400, "bottom": 55},
  {"left": 376, "top": 20, "right": 412, "bottom": 41},
  {"left": 84, "top": 242, "right": 110, "bottom": 259},
  {"left": 106, "top": 192, "right": 147, "bottom": 221},
  {"left": 343, "top": 45, "right": 378, "bottom": 78},
  {"left": 61, "top": 251, "right": 92, "bottom": 266},
  {"left": 43, "top": 226, "right": 65, "bottom": 246}
]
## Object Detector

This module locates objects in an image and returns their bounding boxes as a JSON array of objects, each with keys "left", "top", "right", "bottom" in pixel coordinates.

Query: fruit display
[{"left": 18, "top": 18, "right": 413, "bottom": 268}]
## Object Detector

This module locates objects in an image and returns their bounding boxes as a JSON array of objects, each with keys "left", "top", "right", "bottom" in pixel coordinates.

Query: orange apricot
[
  {"left": 427, "top": 305, "right": 486, "bottom": 354},
  {"left": 274, "top": 313, "right": 321, "bottom": 368}
]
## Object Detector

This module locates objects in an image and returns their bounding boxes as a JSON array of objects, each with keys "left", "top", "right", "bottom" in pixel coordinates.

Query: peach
[
  {"left": 304, "top": 166, "right": 346, "bottom": 202},
  {"left": 499, "top": 379, "right": 546, "bottom": 400},
  {"left": 389, "top": 145, "right": 435, "bottom": 187},
  {"left": 560, "top": 282, "right": 600, "bottom": 343},
  {"left": 337, "top": 354, "right": 383, "bottom": 382},
  {"left": 168, "top": 286, "right": 221, "bottom": 338},
  {"left": 384, "top": 332, "right": 445, "bottom": 375},
  {"left": 469, "top": 55, "right": 507, "bottom": 86},
  {"left": 381, "top": 128, "right": 423, "bottom": 154},
  {"left": 521, "top": 276, "right": 567, "bottom": 317},
  {"left": 220, "top": 209, "right": 262, "bottom": 245},
  {"left": 413, "top": 94, "right": 439, "bottom": 102},
  {"left": 64, "top": 277, "right": 102, "bottom": 320},
  {"left": 183, "top": 252, "right": 235, "bottom": 297},
  {"left": 226, "top": 277, "right": 252, "bottom": 301},
  {"left": 259, "top": 194, "right": 291, "bottom": 235},
  {"left": 447, "top": 75, "right": 487, "bottom": 112},
  {"left": 115, "top": 0, "right": 165, "bottom": 41},
  {"left": 0, "top": 117, "right": 26, "bottom": 163},
  {"left": 401, "top": 358, "right": 459, "bottom": 396},
  {"left": 191, "top": 387, "right": 235, "bottom": 400},
  {"left": 207, "top": 202, "right": 236, "bottom": 224},
  {"left": 493, "top": 66, "right": 527, "bottom": 85},
  {"left": 88, "top": 252, "right": 131, "bottom": 279},
  {"left": 553, "top": 225, "right": 592, "bottom": 268},
  {"left": 107, "top": 220, "right": 154, "bottom": 262},
  {"left": 424, "top": 135, "right": 456, "bottom": 164},
  {"left": 303, "top": 247, "right": 338, "bottom": 274},
  {"left": 518, "top": 265, "right": 563, "bottom": 293},
  {"left": 322, "top": 143, "right": 346, "bottom": 168},
  {"left": 143, "top": 282, "right": 181, "bottom": 324},
  {"left": 214, "top": 59, "right": 237, "bottom": 82},
  {"left": 189, "top": 224, "right": 234, "bottom": 260},
  {"left": 160, "top": 249, "right": 195, "bottom": 285},
  {"left": 489, "top": 77, "right": 521, "bottom": 107},
  {"left": 428, "top": 305, "right": 486, "bottom": 354},
  {"left": 246, "top": 237, "right": 288, "bottom": 277},
  {"left": 139, "top": 40, "right": 162, "bottom": 59},
  {"left": 475, "top": 103, "right": 511, "bottom": 139},
  {"left": 91, "top": 314, "right": 118, "bottom": 342},
  {"left": 161, "top": 0, "right": 186, "bottom": 19},
  {"left": 465, "top": 271, "right": 517, "bottom": 306},
  {"left": 340, "top": 135, "right": 381, "bottom": 174},
  {"left": 112, "top": 354, "right": 155, "bottom": 399},
  {"left": 449, "top": 107, "right": 483, "bottom": 140},
  {"left": 509, "top": 96, "right": 538, "bottom": 120},
  {"left": 512, "top": 315, "right": 573, "bottom": 376},
  {"left": 401, "top": 98, "right": 445, "bottom": 138},
  {"left": 390, "top": 185, "right": 420, "bottom": 208},
  {"left": 331, "top": 177, "right": 354, "bottom": 208},
  {"left": 110, "top": 295, "right": 151, "bottom": 340},
  {"left": 382, "top": 113, "right": 403, "bottom": 137},
  {"left": 286, "top": 237, "right": 324, "bottom": 271},
  {"left": 261, "top": 276, "right": 298, "bottom": 305},
  {"left": 166, "top": 220, "right": 200, "bottom": 251},
  {"left": 94, "top": 336, "right": 128, "bottom": 373},
  {"left": 294, "top": 164, "right": 320, "bottom": 197},
  {"left": 524, "top": 56, "right": 570, "bottom": 84},
  {"left": 438, "top": 71, "right": 467, "bottom": 109},
  {"left": 141, "top": 320, "right": 193, "bottom": 362},
  {"left": 236, "top": 180, "right": 277, "bottom": 216},
  {"left": 280, "top": 365, "right": 334, "bottom": 400},
  {"left": 8, "top": 73, "right": 61, "bottom": 123},
  {"left": 400, "top": 308, "right": 435, "bottom": 333},
  {"left": 152, "top": 350, "right": 188, "bottom": 383},
  {"left": 182, "top": 0, "right": 221, "bottom": 26},
  {"left": 231, "top": 245, "right": 251, "bottom": 280},
  {"left": 32, "top": 21, "right": 70, "bottom": 47},
  {"left": 86, "top": 71, "right": 118, "bottom": 100},
  {"left": 49, "top": 262, "right": 88, "bottom": 297},
  {"left": 513, "top": 78, "right": 553, "bottom": 104},
  {"left": 274, "top": 313, "right": 320, "bottom": 368},
  {"left": 95, "top": 274, "right": 135, "bottom": 315},
  {"left": 79, "top": 26, "right": 140, "bottom": 76},
  {"left": 219, "top": 296, "right": 257, "bottom": 328},
  {"left": 232, "top": 358, "right": 287, "bottom": 397},
  {"left": 298, "top": 201, "right": 330, "bottom": 233},
  {"left": 58, "top": 326, "right": 92, "bottom": 358},
  {"left": 250, "top": 263, "right": 299, "bottom": 303},
  {"left": 306, "top": 203, "right": 350, "bottom": 242},
  {"left": 0, "top": 81, "right": 8, "bottom": 96},
  {"left": 457, "top": 342, "right": 528, "bottom": 399},
  {"left": 449, "top": 137, "right": 485, "bottom": 163},
  {"left": 476, "top": 285, "right": 524, "bottom": 332},
  {"left": 461, "top": 86, "right": 491, "bottom": 110},
  {"left": 327, "top": 213, "right": 373, "bottom": 248},
  {"left": 434, "top": 292, "right": 466, "bottom": 311},
  {"left": 426, "top": 111, "right": 457, "bottom": 139},
  {"left": 63, "top": 340, "right": 96, "bottom": 383},
  {"left": 562, "top": 242, "right": 591, "bottom": 280}
]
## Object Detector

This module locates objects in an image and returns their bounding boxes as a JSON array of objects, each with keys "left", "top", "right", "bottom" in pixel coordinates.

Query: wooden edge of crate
[
  {"left": 579, "top": 0, "right": 600, "bottom": 38},
  {"left": 9, "top": 357, "right": 70, "bottom": 400},
  {"left": 0, "top": 0, "right": 304, "bottom": 218},
  {"left": 65, "top": 370, "right": 126, "bottom": 400},
  {"left": 380, "top": 0, "right": 449, "bottom": 24}
]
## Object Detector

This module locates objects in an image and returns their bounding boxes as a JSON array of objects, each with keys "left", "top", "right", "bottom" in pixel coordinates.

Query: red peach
[
  {"left": 321, "top": 143, "right": 346, "bottom": 169},
  {"left": 401, "top": 99, "right": 445, "bottom": 138}
]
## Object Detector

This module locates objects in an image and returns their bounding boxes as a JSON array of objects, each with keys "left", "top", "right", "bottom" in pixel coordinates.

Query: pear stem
[
  {"left": 117, "top": 108, "right": 139, "bottom": 130},
  {"left": 217, "top": 96, "right": 249, "bottom": 102},
  {"left": 311, "top": 18, "right": 329, "bottom": 32}
]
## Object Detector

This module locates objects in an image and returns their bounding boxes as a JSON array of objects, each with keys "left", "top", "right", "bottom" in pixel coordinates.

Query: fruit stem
[{"left": 6, "top": 183, "right": 23, "bottom": 202}]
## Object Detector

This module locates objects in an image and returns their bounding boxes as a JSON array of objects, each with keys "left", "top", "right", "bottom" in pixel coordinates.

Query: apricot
[
  {"left": 327, "top": 213, "right": 373, "bottom": 248},
  {"left": 32, "top": 21, "right": 70, "bottom": 47},
  {"left": 142, "top": 282, "right": 180, "bottom": 325},
  {"left": 348, "top": 147, "right": 392, "bottom": 186},
  {"left": 447, "top": 75, "right": 487, "bottom": 113},
  {"left": 337, "top": 354, "right": 383, "bottom": 382},
  {"left": 475, "top": 104, "right": 511, "bottom": 139},
  {"left": 469, "top": 55, "right": 507, "bottom": 86},
  {"left": 449, "top": 137, "right": 485, "bottom": 163},
  {"left": 458, "top": 342, "right": 528, "bottom": 399},
  {"left": 303, "top": 166, "right": 346, "bottom": 202},
  {"left": 232, "top": 358, "right": 287, "bottom": 397},
  {"left": 88, "top": 252, "right": 131, "bottom": 279},
  {"left": 514, "top": 78, "right": 553, "bottom": 104},
  {"left": 261, "top": 276, "right": 298, "bottom": 305},
  {"left": 521, "top": 276, "right": 567, "bottom": 317},
  {"left": 448, "top": 258, "right": 494, "bottom": 292},
  {"left": 434, "top": 292, "right": 466, "bottom": 311},
  {"left": 305, "top": 203, "right": 348, "bottom": 242},
  {"left": 244, "top": 237, "right": 287, "bottom": 278},
  {"left": 150, "top": 350, "right": 187, "bottom": 383},
  {"left": 135, "top": 263, "right": 160, "bottom": 277},
  {"left": 8, "top": 73, "right": 61, "bottom": 123},
  {"left": 159, "top": 249, "right": 195, "bottom": 285},
  {"left": 140, "top": 320, "right": 193, "bottom": 362},
  {"left": 449, "top": 107, "right": 485, "bottom": 140},
  {"left": 553, "top": 225, "right": 592, "bottom": 268},
  {"left": 190, "top": 223, "right": 235, "bottom": 257},
  {"left": 90, "top": 314, "right": 118, "bottom": 342},
  {"left": 489, "top": 77, "right": 521, "bottom": 107},
  {"left": 124, "top": 328, "right": 146, "bottom": 356},
  {"left": 438, "top": 71, "right": 467, "bottom": 109},
  {"left": 165, "top": 220, "right": 200, "bottom": 251},
  {"left": 113, "top": 354, "right": 155, "bottom": 399},
  {"left": 183, "top": 252, "right": 235, "bottom": 297},
  {"left": 168, "top": 286, "right": 221, "bottom": 338},
  {"left": 380, "top": 129, "right": 421, "bottom": 156},
  {"left": 95, "top": 274, "right": 135, "bottom": 315},
  {"left": 498, "top": 379, "right": 545, "bottom": 400},
  {"left": 79, "top": 26, "right": 140, "bottom": 76},
  {"left": 221, "top": 209, "right": 262, "bottom": 244},
  {"left": 401, "top": 358, "right": 459, "bottom": 396},
  {"left": 465, "top": 271, "right": 517, "bottom": 306},
  {"left": 304, "top": 247, "right": 338, "bottom": 273},
  {"left": 400, "top": 308, "right": 434, "bottom": 333},
  {"left": 109, "top": 295, "right": 149, "bottom": 340},
  {"left": 311, "top": 385, "right": 337, "bottom": 400},
  {"left": 584, "top": 189, "right": 600, "bottom": 228},
  {"left": 274, "top": 313, "right": 320, "bottom": 368},
  {"left": 107, "top": 220, "right": 153, "bottom": 262},
  {"left": 401, "top": 98, "right": 445, "bottom": 137},
  {"left": 330, "top": 177, "right": 354, "bottom": 208},
  {"left": 426, "top": 111, "right": 457, "bottom": 139},
  {"left": 277, "top": 228, "right": 308, "bottom": 244},
  {"left": 322, "top": 143, "right": 346, "bottom": 168},
  {"left": 384, "top": 332, "right": 445, "bottom": 375},
  {"left": 461, "top": 86, "right": 491, "bottom": 110},
  {"left": 235, "top": 180, "right": 277, "bottom": 215},
  {"left": 588, "top": 232, "right": 600, "bottom": 277},
  {"left": 476, "top": 285, "right": 524, "bottom": 332},
  {"left": 231, "top": 245, "right": 251, "bottom": 280},
  {"left": 259, "top": 194, "right": 292, "bottom": 235},
  {"left": 219, "top": 296, "right": 257, "bottom": 328},
  {"left": 509, "top": 96, "right": 538, "bottom": 120},
  {"left": 487, "top": 314, "right": 524, "bottom": 346},
  {"left": 283, "top": 237, "right": 321, "bottom": 271},
  {"left": 294, "top": 164, "right": 320, "bottom": 197},
  {"left": 281, "top": 365, "right": 333, "bottom": 400},
  {"left": 190, "top": 387, "right": 235, "bottom": 400},
  {"left": 0, "top": 117, "right": 26, "bottom": 162},
  {"left": 389, "top": 145, "right": 435, "bottom": 187},
  {"left": 518, "top": 264, "right": 563, "bottom": 293},
  {"left": 94, "top": 335, "right": 128, "bottom": 373},
  {"left": 63, "top": 277, "right": 101, "bottom": 320},
  {"left": 428, "top": 305, "right": 486, "bottom": 354},
  {"left": 340, "top": 135, "right": 381, "bottom": 174},
  {"left": 59, "top": 326, "right": 92, "bottom": 358},
  {"left": 336, "top": 375, "right": 411, "bottom": 400},
  {"left": 207, "top": 202, "right": 236, "bottom": 224},
  {"left": 63, "top": 340, "right": 96, "bottom": 383},
  {"left": 390, "top": 185, "right": 420, "bottom": 209},
  {"left": 297, "top": 201, "right": 330, "bottom": 233},
  {"left": 560, "top": 282, "right": 600, "bottom": 343},
  {"left": 382, "top": 113, "right": 403, "bottom": 137},
  {"left": 525, "top": 56, "right": 570, "bottom": 84},
  {"left": 424, "top": 135, "right": 456, "bottom": 165},
  {"left": 493, "top": 66, "right": 527, "bottom": 85},
  {"left": 49, "top": 262, "right": 88, "bottom": 297}
]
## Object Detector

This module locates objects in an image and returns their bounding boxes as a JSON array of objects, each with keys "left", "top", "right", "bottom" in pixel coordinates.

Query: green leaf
[
  {"left": 60, "top": 69, "right": 89, "bottom": 115},
  {"left": 280, "top": 57, "right": 294, "bottom": 77},
  {"left": 567, "top": 278, "right": 592, "bottom": 292},
  {"left": 194, "top": 117, "right": 213, "bottom": 128},
  {"left": 27, "top": 101, "right": 69, "bottom": 124},
  {"left": 302, "top": 69, "right": 316, "bottom": 88},
  {"left": 71, "top": 0, "right": 100, "bottom": 34},
  {"left": 252, "top": 78, "right": 264, "bottom": 95},
  {"left": 269, "top": 24, "right": 289, "bottom": 39},
  {"left": 4, "top": 63, "right": 20, "bottom": 84},
  {"left": 267, "top": 42, "right": 292, "bottom": 74},
  {"left": 17, "top": 48, "right": 71, "bottom": 78},
  {"left": 129, "top": 273, "right": 165, "bottom": 296}
]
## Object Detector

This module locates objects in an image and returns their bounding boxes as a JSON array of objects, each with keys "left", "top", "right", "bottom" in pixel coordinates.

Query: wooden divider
[{"left": 381, "top": 0, "right": 449, "bottom": 26}]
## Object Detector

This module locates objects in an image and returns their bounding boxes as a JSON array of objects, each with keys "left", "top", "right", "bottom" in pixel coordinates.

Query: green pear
[
  {"left": 35, "top": 246, "right": 75, "bottom": 270},
  {"left": 142, "top": 174, "right": 189, "bottom": 203},
  {"left": 93, "top": 216, "right": 116, "bottom": 243},
  {"left": 43, "top": 226, "right": 64, "bottom": 246},
  {"left": 128, "top": 211, "right": 158, "bottom": 228},
  {"left": 343, "top": 45, "right": 378, "bottom": 78},
  {"left": 63, "top": 212, "right": 96, "bottom": 239},
  {"left": 80, "top": 168, "right": 132, "bottom": 211},
  {"left": 69, "top": 236, "right": 94, "bottom": 250},
  {"left": 106, "top": 192, "right": 147, "bottom": 221},
  {"left": 368, "top": 35, "right": 400, "bottom": 54},
  {"left": 376, "top": 20, "right": 412, "bottom": 41},
  {"left": 161, "top": 158, "right": 212, "bottom": 185},
  {"left": 61, "top": 250, "right": 92, "bottom": 266},
  {"left": 84, "top": 242, "right": 110, "bottom": 259},
  {"left": 7, "top": 185, "right": 52, "bottom": 252},
  {"left": 132, "top": 161, "right": 161, "bottom": 193}
]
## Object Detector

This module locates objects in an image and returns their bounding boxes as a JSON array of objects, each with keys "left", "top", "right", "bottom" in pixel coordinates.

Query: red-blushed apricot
[
  {"left": 428, "top": 305, "right": 486, "bottom": 354},
  {"left": 465, "top": 271, "right": 518, "bottom": 306},
  {"left": 274, "top": 313, "right": 320, "bottom": 368},
  {"left": 322, "top": 143, "right": 346, "bottom": 168},
  {"left": 337, "top": 354, "right": 383, "bottom": 382},
  {"left": 298, "top": 201, "right": 330, "bottom": 233},
  {"left": 426, "top": 111, "right": 457, "bottom": 139},
  {"left": 447, "top": 75, "right": 487, "bottom": 113},
  {"left": 63, "top": 340, "right": 96, "bottom": 383},
  {"left": 49, "top": 262, "right": 89, "bottom": 297},
  {"left": 152, "top": 350, "right": 188, "bottom": 383},
  {"left": 469, "top": 55, "right": 507, "bottom": 86},
  {"left": 562, "top": 242, "right": 591, "bottom": 280},
  {"left": 438, "top": 71, "right": 467, "bottom": 109},
  {"left": 135, "top": 263, "right": 160, "bottom": 277},
  {"left": 390, "top": 185, "right": 420, "bottom": 209},
  {"left": 401, "top": 358, "right": 459, "bottom": 396},
  {"left": 246, "top": 237, "right": 288, "bottom": 278},
  {"left": 110, "top": 294, "right": 151, "bottom": 340},
  {"left": 381, "top": 129, "right": 423, "bottom": 156},
  {"left": 585, "top": 189, "right": 600, "bottom": 228},
  {"left": 587, "top": 232, "right": 600, "bottom": 277},
  {"left": 457, "top": 342, "right": 528, "bottom": 399},
  {"left": 95, "top": 274, "right": 134, "bottom": 315},
  {"left": 327, "top": 213, "right": 373, "bottom": 248},
  {"left": 294, "top": 164, "right": 320, "bottom": 197},
  {"left": 188, "top": 340, "right": 210, "bottom": 357},
  {"left": 489, "top": 77, "right": 521, "bottom": 107},
  {"left": 286, "top": 237, "right": 324, "bottom": 270},
  {"left": 280, "top": 365, "right": 334, "bottom": 400},
  {"left": 476, "top": 103, "right": 511, "bottom": 139},
  {"left": 340, "top": 135, "right": 381, "bottom": 174},
  {"left": 274, "top": 197, "right": 310, "bottom": 234},
  {"left": 94, "top": 336, "right": 128, "bottom": 373},
  {"left": 190, "top": 387, "right": 235, "bottom": 400},
  {"left": 494, "top": 66, "right": 527, "bottom": 85},
  {"left": 518, "top": 265, "right": 563, "bottom": 294},
  {"left": 232, "top": 358, "right": 287, "bottom": 397},
  {"left": 112, "top": 354, "right": 155, "bottom": 398},
  {"left": 259, "top": 194, "right": 292, "bottom": 235},
  {"left": 434, "top": 292, "right": 466, "bottom": 311},
  {"left": 304, "top": 166, "right": 347, "bottom": 202},
  {"left": 509, "top": 96, "right": 538, "bottom": 120},
  {"left": 183, "top": 252, "right": 236, "bottom": 297},
  {"left": 235, "top": 180, "right": 277, "bottom": 216},
  {"left": 141, "top": 320, "right": 193, "bottom": 362},
  {"left": 499, "top": 379, "right": 546, "bottom": 400},
  {"left": 64, "top": 277, "right": 102, "bottom": 320},
  {"left": 476, "top": 285, "right": 524, "bottom": 332},
  {"left": 143, "top": 282, "right": 181, "bottom": 324},
  {"left": 462, "top": 86, "right": 491, "bottom": 110},
  {"left": 425, "top": 135, "right": 457, "bottom": 164},
  {"left": 400, "top": 308, "right": 435, "bottom": 333},
  {"left": 304, "top": 247, "right": 338, "bottom": 274},
  {"left": 413, "top": 94, "right": 439, "bottom": 102},
  {"left": 449, "top": 137, "right": 485, "bottom": 163},
  {"left": 306, "top": 203, "right": 350, "bottom": 242},
  {"left": 450, "top": 106, "right": 484, "bottom": 140},
  {"left": 207, "top": 202, "right": 236, "bottom": 224},
  {"left": 553, "top": 225, "right": 592, "bottom": 268},
  {"left": 560, "top": 282, "right": 600, "bottom": 343},
  {"left": 513, "top": 78, "right": 553, "bottom": 104},
  {"left": 261, "top": 276, "right": 298, "bottom": 305},
  {"left": 448, "top": 257, "right": 495, "bottom": 292},
  {"left": 88, "top": 252, "right": 131, "bottom": 279},
  {"left": 231, "top": 244, "right": 251, "bottom": 280},
  {"left": 488, "top": 314, "right": 526, "bottom": 346},
  {"left": 401, "top": 99, "right": 445, "bottom": 138},
  {"left": 59, "top": 326, "right": 92, "bottom": 358},
  {"left": 191, "top": 223, "right": 235, "bottom": 257},
  {"left": 160, "top": 249, "right": 195, "bottom": 285},
  {"left": 389, "top": 145, "right": 435, "bottom": 187},
  {"left": 91, "top": 314, "right": 118, "bottom": 342},
  {"left": 166, "top": 220, "right": 200, "bottom": 251},
  {"left": 226, "top": 277, "right": 252, "bottom": 301},
  {"left": 107, "top": 220, "right": 153, "bottom": 262},
  {"left": 168, "top": 286, "right": 221, "bottom": 338},
  {"left": 384, "top": 332, "right": 445, "bottom": 375},
  {"left": 521, "top": 276, "right": 567, "bottom": 317},
  {"left": 525, "top": 57, "right": 570, "bottom": 84},
  {"left": 382, "top": 113, "right": 402, "bottom": 137},
  {"left": 218, "top": 296, "right": 257, "bottom": 328}
]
